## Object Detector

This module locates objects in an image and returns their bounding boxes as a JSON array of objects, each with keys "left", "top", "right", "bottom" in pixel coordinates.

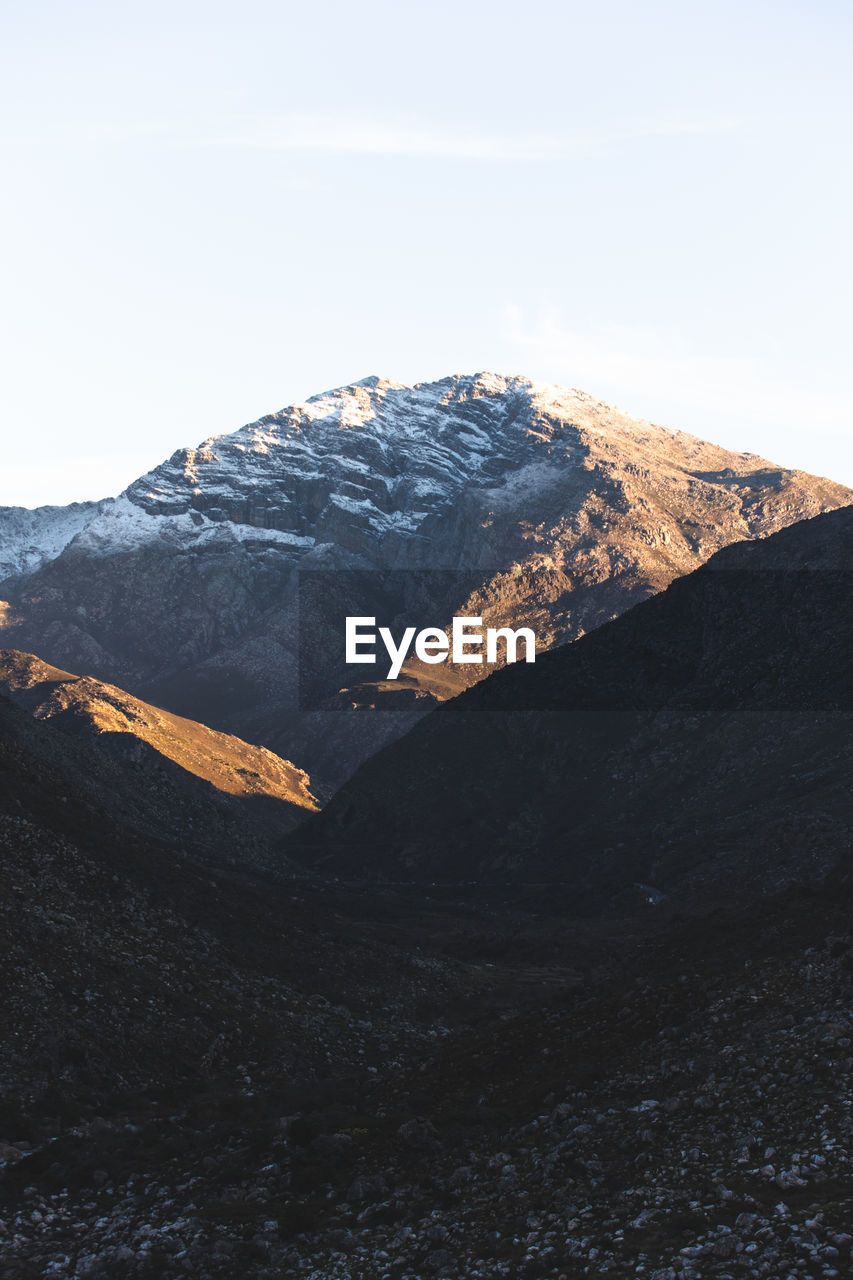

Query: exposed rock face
[
  {"left": 1, "top": 373, "right": 849, "bottom": 792},
  {"left": 292, "top": 504, "right": 853, "bottom": 901}
]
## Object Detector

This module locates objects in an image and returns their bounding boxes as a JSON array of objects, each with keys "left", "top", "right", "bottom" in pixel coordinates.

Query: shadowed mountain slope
[
  {"left": 0, "top": 692, "right": 463, "bottom": 1127},
  {"left": 290, "top": 505, "right": 853, "bottom": 907}
]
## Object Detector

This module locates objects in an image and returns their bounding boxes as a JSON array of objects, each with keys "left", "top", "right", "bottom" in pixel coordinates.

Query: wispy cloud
[
  {"left": 0, "top": 114, "right": 735, "bottom": 160},
  {"left": 207, "top": 113, "right": 735, "bottom": 161}
]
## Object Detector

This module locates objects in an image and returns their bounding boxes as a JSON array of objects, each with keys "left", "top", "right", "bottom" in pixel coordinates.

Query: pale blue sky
[{"left": 1, "top": 0, "right": 851, "bottom": 505}]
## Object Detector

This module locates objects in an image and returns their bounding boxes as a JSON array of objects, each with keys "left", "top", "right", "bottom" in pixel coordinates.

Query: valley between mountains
[{"left": 1, "top": 373, "right": 852, "bottom": 1280}]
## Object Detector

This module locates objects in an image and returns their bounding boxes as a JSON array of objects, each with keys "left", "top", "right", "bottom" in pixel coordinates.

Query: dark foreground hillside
[
  {"left": 4, "top": 846, "right": 853, "bottom": 1278},
  {"left": 0, "top": 694, "right": 468, "bottom": 1154}
]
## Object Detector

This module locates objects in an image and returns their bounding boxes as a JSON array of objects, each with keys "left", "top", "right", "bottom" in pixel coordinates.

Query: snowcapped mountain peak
[
  {"left": 329, "top": 374, "right": 409, "bottom": 394},
  {"left": 18, "top": 371, "right": 836, "bottom": 565},
  {"left": 2, "top": 373, "right": 850, "bottom": 579}
]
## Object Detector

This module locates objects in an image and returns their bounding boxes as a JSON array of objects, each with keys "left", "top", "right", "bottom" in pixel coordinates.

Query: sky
[{"left": 1, "top": 0, "right": 851, "bottom": 506}]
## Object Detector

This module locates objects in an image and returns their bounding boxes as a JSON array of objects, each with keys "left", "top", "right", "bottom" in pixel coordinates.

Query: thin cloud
[
  {"left": 208, "top": 114, "right": 736, "bottom": 161},
  {"left": 0, "top": 114, "right": 736, "bottom": 159}
]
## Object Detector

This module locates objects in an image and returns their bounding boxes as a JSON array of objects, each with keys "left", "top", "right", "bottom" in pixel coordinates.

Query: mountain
[
  {"left": 0, "top": 648, "right": 316, "bottom": 819},
  {"left": 1, "top": 373, "right": 849, "bottom": 792},
  {"left": 290, "top": 505, "right": 853, "bottom": 905},
  {"left": 0, "top": 650, "right": 316, "bottom": 870},
  {"left": 0, "top": 498, "right": 112, "bottom": 585}
]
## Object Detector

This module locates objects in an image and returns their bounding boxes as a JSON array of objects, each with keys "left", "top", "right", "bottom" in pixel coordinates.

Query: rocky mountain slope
[
  {"left": 0, "top": 691, "right": 465, "bottom": 1157},
  {"left": 0, "top": 656, "right": 314, "bottom": 874},
  {"left": 1, "top": 373, "right": 849, "bottom": 792},
  {"left": 0, "top": 649, "right": 316, "bottom": 819},
  {"left": 0, "top": 499, "right": 112, "bottom": 585},
  {"left": 291, "top": 505, "right": 853, "bottom": 904}
]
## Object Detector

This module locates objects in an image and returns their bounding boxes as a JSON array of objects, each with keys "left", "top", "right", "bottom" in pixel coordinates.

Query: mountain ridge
[
  {"left": 0, "top": 648, "right": 317, "bottom": 815},
  {"left": 3, "top": 372, "right": 846, "bottom": 570}
]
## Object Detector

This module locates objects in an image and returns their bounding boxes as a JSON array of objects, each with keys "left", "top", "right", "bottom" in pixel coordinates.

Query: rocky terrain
[
  {"left": 1, "top": 373, "right": 848, "bottom": 792},
  {"left": 0, "top": 649, "right": 316, "bottom": 821},
  {"left": 3, "top": 790, "right": 853, "bottom": 1278},
  {"left": 0, "top": 655, "right": 313, "bottom": 876},
  {"left": 294, "top": 505, "right": 853, "bottom": 905}
]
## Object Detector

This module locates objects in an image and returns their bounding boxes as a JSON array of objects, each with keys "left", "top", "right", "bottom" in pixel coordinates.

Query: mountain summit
[
  {"left": 0, "top": 373, "right": 849, "bottom": 791},
  {"left": 10, "top": 372, "right": 845, "bottom": 563}
]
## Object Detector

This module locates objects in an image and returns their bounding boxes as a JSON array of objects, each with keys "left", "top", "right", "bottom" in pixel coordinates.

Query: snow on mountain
[
  {"left": 0, "top": 499, "right": 113, "bottom": 585},
  {"left": 61, "top": 371, "right": 837, "bottom": 563},
  {"left": 92, "top": 373, "right": 553, "bottom": 554}
]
